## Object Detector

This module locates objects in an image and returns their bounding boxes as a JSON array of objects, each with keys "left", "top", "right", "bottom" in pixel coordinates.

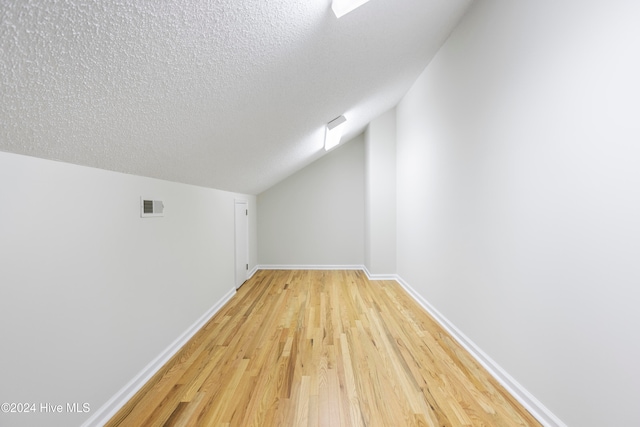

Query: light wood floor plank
[{"left": 106, "top": 270, "right": 542, "bottom": 427}]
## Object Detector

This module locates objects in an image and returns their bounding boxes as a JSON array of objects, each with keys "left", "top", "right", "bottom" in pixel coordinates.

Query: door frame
[{"left": 234, "top": 199, "right": 249, "bottom": 289}]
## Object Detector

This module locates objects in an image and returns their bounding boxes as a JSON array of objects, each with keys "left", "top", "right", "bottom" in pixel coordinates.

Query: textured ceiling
[{"left": 1, "top": 0, "right": 471, "bottom": 194}]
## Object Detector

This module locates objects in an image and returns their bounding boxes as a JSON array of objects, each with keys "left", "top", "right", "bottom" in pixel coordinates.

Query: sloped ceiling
[{"left": 1, "top": 0, "right": 471, "bottom": 195}]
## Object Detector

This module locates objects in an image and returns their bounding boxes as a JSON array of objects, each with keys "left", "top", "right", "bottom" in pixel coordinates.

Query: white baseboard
[
  {"left": 361, "top": 265, "right": 398, "bottom": 281},
  {"left": 81, "top": 286, "right": 236, "bottom": 427},
  {"left": 393, "top": 275, "right": 566, "bottom": 427},
  {"left": 260, "top": 265, "right": 395, "bottom": 280},
  {"left": 257, "top": 264, "right": 365, "bottom": 271},
  {"left": 247, "top": 265, "right": 259, "bottom": 279}
]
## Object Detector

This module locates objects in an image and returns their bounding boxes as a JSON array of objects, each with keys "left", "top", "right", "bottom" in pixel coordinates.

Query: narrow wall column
[{"left": 365, "top": 109, "right": 397, "bottom": 276}]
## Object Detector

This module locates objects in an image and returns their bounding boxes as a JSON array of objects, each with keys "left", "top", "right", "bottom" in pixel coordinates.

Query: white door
[{"left": 234, "top": 200, "right": 249, "bottom": 289}]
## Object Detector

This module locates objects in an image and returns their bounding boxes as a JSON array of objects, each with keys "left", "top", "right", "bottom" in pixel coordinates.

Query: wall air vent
[{"left": 140, "top": 197, "right": 164, "bottom": 218}]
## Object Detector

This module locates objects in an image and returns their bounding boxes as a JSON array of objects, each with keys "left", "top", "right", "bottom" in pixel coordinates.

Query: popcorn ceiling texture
[{"left": 0, "top": 0, "right": 470, "bottom": 194}]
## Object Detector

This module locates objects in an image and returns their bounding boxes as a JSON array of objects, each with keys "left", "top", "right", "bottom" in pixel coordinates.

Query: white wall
[
  {"left": 258, "top": 135, "right": 365, "bottom": 266},
  {"left": 396, "top": 0, "right": 640, "bottom": 426},
  {"left": 0, "top": 151, "right": 256, "bottom": 427},
  {"left": 364, "top": 110, "right": 397, "bottom": 275}
]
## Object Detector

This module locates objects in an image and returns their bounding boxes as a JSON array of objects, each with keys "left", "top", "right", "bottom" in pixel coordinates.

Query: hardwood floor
[{"left": 106, "top": 270, "right": 541, "bottom": 427}]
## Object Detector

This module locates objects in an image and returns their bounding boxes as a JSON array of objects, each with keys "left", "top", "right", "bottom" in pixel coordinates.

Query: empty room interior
[{"left": 1, "top": 0, "right": 639, "bottom": 426}]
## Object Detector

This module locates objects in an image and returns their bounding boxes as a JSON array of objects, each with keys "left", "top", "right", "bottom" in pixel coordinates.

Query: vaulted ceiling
[{"left": 1, "top": 0, "right": 471, "bottom": 194}]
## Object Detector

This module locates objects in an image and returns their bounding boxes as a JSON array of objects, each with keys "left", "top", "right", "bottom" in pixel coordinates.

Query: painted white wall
[
  {"left": 364, "top": 110, "right": 397, "bottom": 275},
  {"left": 0, "top": 151, "right": 256, "bottom": 427},
  {"left": 257, "top": 135, "right": 365, "bottom": 266},
  {"left": 396, "top": 0, "right": 640, "bottom": 426}
]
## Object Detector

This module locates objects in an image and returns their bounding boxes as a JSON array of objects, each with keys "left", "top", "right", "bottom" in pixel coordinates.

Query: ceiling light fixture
[
  {"left": 324, "top": 115, "right": 347, "bottom": 151},
  {"left": 331, "top": 0, "right": 371, "bottom": 18}
]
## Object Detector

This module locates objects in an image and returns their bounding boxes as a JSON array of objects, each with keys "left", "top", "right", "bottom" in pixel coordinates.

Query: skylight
[
  {"left": 324, "top": 115, "right": 347, "bottom": 151},
  {"left": 331, "top": 0, "right": 371, "bottom": 18}
]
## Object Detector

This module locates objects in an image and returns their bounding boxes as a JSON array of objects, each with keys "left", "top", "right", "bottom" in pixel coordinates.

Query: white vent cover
[{"left": 140, "top": 197, "right": 164, "bottom": 218}]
